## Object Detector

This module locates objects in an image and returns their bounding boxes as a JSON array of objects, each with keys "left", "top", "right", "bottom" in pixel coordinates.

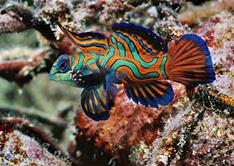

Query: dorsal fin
[
  {"left": 59, "top": 24, "right": 109, "bottom": 54},
  {"left": 112, "top": 22, "right": 167, "bottom": 55}
]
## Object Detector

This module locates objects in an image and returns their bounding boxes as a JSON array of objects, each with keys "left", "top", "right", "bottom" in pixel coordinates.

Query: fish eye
[
  {"left": 60, "top": 61, "right": 67, "bottom": 70},
  {"left": 58, "top": 56, "right": 70, "bottom": 72}
]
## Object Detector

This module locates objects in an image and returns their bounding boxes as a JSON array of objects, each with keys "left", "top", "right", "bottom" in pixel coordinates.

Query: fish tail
[{"left": 167, "top": 34, "right": 215, "bottom": 86}]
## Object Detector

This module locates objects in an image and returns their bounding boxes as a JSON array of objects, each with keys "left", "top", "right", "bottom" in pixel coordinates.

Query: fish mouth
[
  {"left": 49, "top": 73, "right": 56, "bottom": 80},
  {"left": 49, "top": 68, "right": 58, "bottom": 80},
  {"left": 49, "top": 66, "right": 58, "bottom": 80}
]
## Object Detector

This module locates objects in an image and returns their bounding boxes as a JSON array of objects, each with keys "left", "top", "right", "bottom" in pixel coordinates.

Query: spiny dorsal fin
[
  {"left": 59, "top": 24, "right": 109, "bottom": 54},
  {"left": 112, "top": 22, "right": 167, "bottom": 55}
]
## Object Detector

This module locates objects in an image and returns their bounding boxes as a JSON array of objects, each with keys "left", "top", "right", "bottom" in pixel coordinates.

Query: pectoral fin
[
  {"left": 124, "top": 81, "right": 174, "bottom": 107},
  {"left": 81, "top": 83, "right": 116, "bottom": 121}
]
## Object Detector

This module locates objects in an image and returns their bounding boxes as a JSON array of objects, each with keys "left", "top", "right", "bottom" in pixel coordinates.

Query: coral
[
  {"left": 178, "top": 0, "right": 234, "bottom": 25},
  {"left": 0, "top": 49, "right": 56, "bottom": 86},
  {"left": 74, "top": 83, "right": 187, "bottom": 165},
  {"left": 0, "top": 10, "right": 27, "bottom": 34},
  {"left": 144, "top": 101, "right": 205, "bottom": 166},
  {"left": 129, "top": 141, "right": 150, "bottom": 164},
  {"left": 141, "top": 9, "right": 234, "bottom": 166},
  {"left": 182, "top": 112, "right": 234, "bottom": 166},
  {"left": 0, "top": 4, "right": 58, "bottom": 40},
  {"left": 74, "top": 87, "right": 166, "bottom": 165},
  {"left": 0, "top": 107, "right": 67, "bottom": 139},
  {"left": 142, "top": 85, "right": 234, "bottom": 166},
  {"left": 192, "top": 11, "right": 234, "bottom": 93},
  {"left": 0, "top": 118, "right": 70, "bottom": 166}
]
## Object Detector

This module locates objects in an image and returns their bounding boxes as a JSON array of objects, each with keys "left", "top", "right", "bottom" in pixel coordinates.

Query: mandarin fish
[{"left": 49, "top": 22, "right": 215, "bottom": 121}]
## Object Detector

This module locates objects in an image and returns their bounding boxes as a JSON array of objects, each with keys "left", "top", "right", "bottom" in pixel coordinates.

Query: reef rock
[
  {"left": 74, "top": 83, "right": 187, "bottom": 165},
  {"left": 0, "top": 118, "right": 70, "bottom": 166}
]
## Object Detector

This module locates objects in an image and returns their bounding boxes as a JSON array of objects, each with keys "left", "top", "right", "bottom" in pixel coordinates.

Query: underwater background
[{"left": 0, "top": 0, "right": 233, "bottom": 165}]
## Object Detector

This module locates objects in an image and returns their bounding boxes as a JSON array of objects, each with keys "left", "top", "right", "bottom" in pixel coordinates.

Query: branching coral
[
  {"left": 0, "top": 4, "right": 58, "bottom": 40},
  {"left": 0, "top": 49, "right": 54, "bottom": 86}
]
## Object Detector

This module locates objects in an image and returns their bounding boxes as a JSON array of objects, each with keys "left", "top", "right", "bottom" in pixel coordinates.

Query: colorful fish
[{"left": 49, "top": 23, "right": 215, "bottom": 121}]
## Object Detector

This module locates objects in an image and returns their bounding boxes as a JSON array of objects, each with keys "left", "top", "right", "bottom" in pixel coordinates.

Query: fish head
[
  {"left": 49, "top": 54, "right": 78, "bottom": 86},
  {"left": 49, "top": 54, "right": 104, "bottom": 88}
]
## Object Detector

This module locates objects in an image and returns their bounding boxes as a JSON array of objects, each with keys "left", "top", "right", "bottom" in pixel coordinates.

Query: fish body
[
  {"left": 49, "top": 23, "right": 215, "bottom": 121},
  {"left": 99, "top": 33, "right": 169, "bottom": 84}
]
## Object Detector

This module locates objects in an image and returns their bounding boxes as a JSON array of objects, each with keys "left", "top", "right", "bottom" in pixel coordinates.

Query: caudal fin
[{"left": 167, "top": 34, "right": 215, "bottom": 86}]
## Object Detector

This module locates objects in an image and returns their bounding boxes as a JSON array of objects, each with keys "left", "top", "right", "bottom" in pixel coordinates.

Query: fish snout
[
  {"left": 48, "top": 67, "right": 58, "bottom": 80},
  {"left": 49, "top": 73, "right": 56, "bottom": 80}
]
